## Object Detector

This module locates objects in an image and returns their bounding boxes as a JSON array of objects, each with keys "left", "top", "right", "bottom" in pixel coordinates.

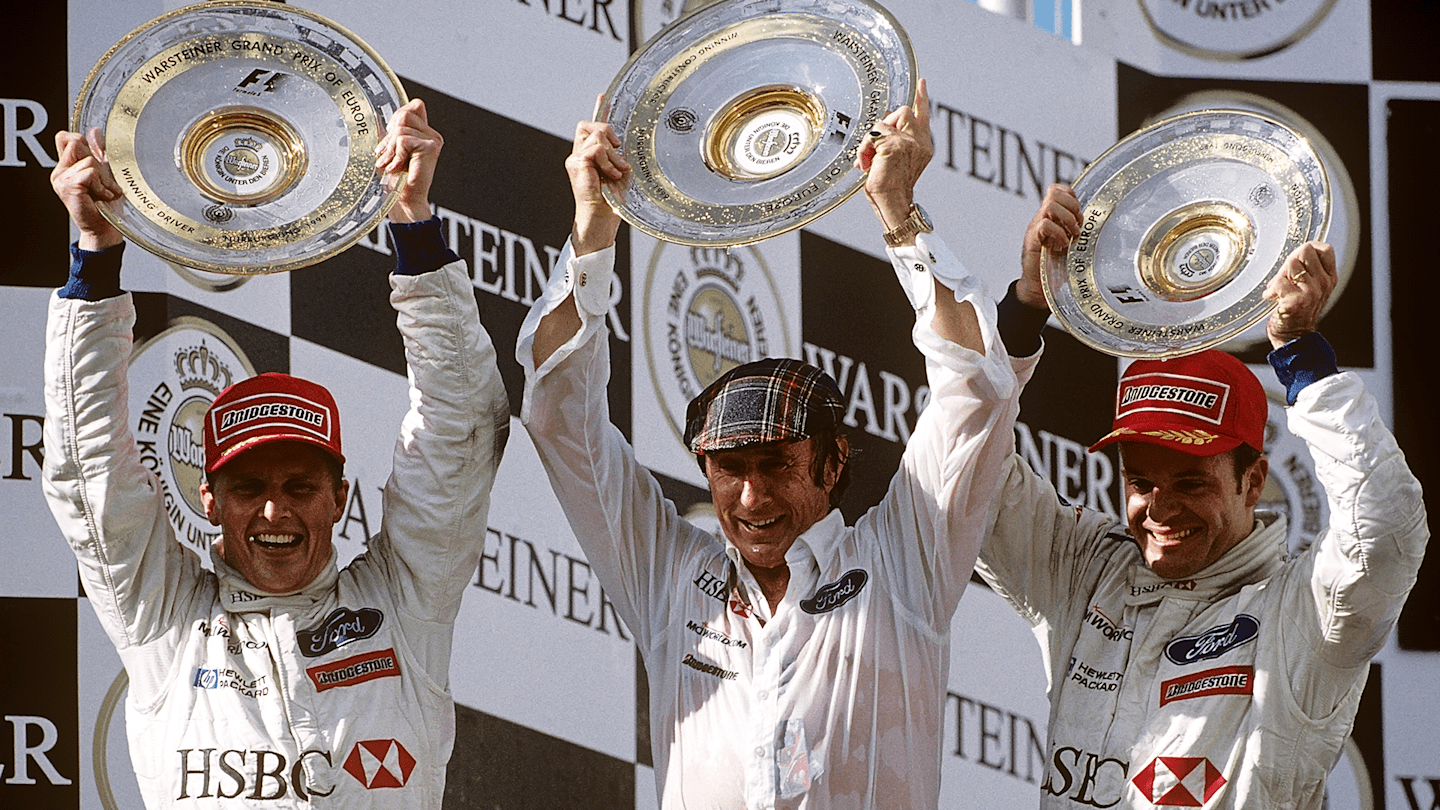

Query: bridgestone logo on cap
[
  {"left": 1115, "top": 372, "right": 1230, "bottom": 426},
  {"left": 212, "top": 393, "right": 333, "bottom": 443}
]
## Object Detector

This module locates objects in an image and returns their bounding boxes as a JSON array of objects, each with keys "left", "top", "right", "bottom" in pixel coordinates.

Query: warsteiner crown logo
[
  {"left": 129, "top": 317, "right": 255, "bottom": 559},
  {"left": 175, "top": 341, "right": 236, "bottom": 396},
  {"left": 643, "top": 241, "right": 793, "bottom": 447}
]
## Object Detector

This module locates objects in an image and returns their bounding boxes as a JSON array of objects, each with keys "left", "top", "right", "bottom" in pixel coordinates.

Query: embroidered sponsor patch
[
  {"left": 800, "top": 569, "right": 868, "bottom": 615},
  {"left": 681, "top": 653, "right": 738, "bottom": 681},
  {"left": 1116, "top": 372, "right": 1230, "bottom": 426},
  {"left": 1070, "top": 661, "right": 1123, "bottom": 692},
  {"left": 1164, "top": 614, "right": 1259, "bottom": 665},
  {"left": 686, "top": 619, "right": 748, "bottom": 648},
  {"left": 1131, "top": 755, "right": 1226, "bottom": 805},
  {"left": 1083, "top": 604, "right": 1133, "bottom": 641},
  {"left": 1159, "top": 665, "right": 1254, "bottom": 706},
  {"left": 1130, "top": 579, "right": 1197, "bottom": 598},
  {"left": 692, "top": 569, "right": 727, "bottom": 602},
  {"left": 342, "top": 739, "right": 416, "bottom": 789},
  {"left": 298, "top": 607, "right": 384, "bottom": 658},
  {"left": 306, "top": 648, "right": 401, "bottom": 692},
  {"left": 211, "top": 392, "right": 333, "bottom": 444},
  {"left": 192, "top": 667, "right": 270, "bottom": 698}
]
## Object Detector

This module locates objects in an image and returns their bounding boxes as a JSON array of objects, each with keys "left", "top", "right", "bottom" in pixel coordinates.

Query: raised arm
[
  {"left": 363, "top": 99, "right": 510, "bottom": 623},
  {"left": 857, "top": 79, "right": 987, "bottom": 353},
  {"left": 975, "top": 183, "right": 1122, "bottom": 630},
  {"left": 42, "top": 127, "right": 204, "bottom": 664},
  {"left": 516, "top": 107, "right": 705, "bottom": 651},
  {"left": 1261, "top": 243, "right": 1427, "bottom": 708},
  {"left": 850, "top": 79, "right": 1031, "bottom": 619},
  {"left": 531, "top": 114, "right": 630, "bottom": 368}
]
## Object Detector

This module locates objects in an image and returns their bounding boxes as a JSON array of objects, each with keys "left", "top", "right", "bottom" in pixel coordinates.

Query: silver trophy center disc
[
  {"left": 1145, "top": 91, "right": 1358, "bottom": 353},
  {"left": 1042, "top": 109, "right": 1330, "bottom": 359},
  {"left": 602, "top": 0, "right": 916, "bottom": 247},
  {"left": 73, "top": 0, "right": 407, "bottom": 275}
]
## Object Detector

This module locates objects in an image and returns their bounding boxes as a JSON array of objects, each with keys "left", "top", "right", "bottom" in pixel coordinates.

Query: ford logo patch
[
  {"left": 298, "top": 607, "right": 384, "bottom": 658},
  {"left": 801, "top": 570, "right": 868, "bottom": 615},
  {"left": 1165, "top": 614, "right": 1259, "bottom": 665}
]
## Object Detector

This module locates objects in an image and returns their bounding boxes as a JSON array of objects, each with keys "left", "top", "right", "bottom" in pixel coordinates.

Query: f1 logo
[{"left": 236, "top": 69, "right": 285, "bottom": 93}]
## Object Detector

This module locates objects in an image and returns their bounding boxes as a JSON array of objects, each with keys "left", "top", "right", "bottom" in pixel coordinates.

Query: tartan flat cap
[{"left": 683, "top": 358, "right": 846, "bottom": 454}]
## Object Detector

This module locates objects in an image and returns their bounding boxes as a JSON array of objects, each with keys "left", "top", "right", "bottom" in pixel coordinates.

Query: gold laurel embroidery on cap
[{"left": 1142, "top": 429, "right": 1219, "bottom": 445}]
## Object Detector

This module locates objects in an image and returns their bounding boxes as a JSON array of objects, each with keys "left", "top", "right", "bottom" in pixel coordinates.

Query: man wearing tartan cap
[
  {"left": 518, "top": 79, "right": 1024, "bottom": 809},
  {"left": 973, "top": 185, "right": 1428, "bottom": 809}
]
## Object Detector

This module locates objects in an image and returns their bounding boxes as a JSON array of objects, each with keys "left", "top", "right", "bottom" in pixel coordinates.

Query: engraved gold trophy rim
[
  {"left": 1041, "top": 108, "right": 1331, "bottom": 359},
  {"left": 73, "top": 0, "right": 408, "bottom": 275},
  {"left": 599, "top": 0, "right": 917, "bottom": 247},
  {"left": 1146, "top": 90, "right": 1359, "bottom": 353}
]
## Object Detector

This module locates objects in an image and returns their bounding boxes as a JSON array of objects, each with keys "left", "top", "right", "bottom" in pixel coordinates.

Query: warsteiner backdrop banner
[{"left": 3, "top": 0, "right": 1435, "bottom": 808}]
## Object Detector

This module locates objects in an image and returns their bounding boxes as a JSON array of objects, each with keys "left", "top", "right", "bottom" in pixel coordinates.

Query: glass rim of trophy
[
  {"left": 597, "top": 0, "right": 918, "bottom": 248},
  {"left": 73, "top": 0, "right": 408, "bottom": 276},
  {"left": 78, "top": 0, "right": 1334, "bottom": 359},
  {"left": 1041, "top": 107, "right": 1332, "bottom": 358},
  {"left": 595, "top": 0, "right": 1333, "bottom": 359}
]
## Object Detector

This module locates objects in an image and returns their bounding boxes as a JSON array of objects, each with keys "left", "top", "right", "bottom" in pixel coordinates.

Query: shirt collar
[
  {"left": 721, "top": 510, "right": 843, "bottom": 620},
  {"left": 211, "top": 544, "right": 340, "bottom": 615},
  {"left": 1125, "top": 512, "right": 1287, "bottom": 606},
  {"left": 720, "top": 509, "right": 844, "bottom": 570}
]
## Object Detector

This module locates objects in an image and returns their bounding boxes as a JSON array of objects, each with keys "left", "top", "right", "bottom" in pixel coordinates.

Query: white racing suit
[
  {"left": 42, "top": 259, "right": 508, "bottom": 809},
  {"left": 519, "top": 233, "right": 1021, "bottom": 809},
  {"left": 977, "top": 356, "right": 1428, "bottom": 809}
]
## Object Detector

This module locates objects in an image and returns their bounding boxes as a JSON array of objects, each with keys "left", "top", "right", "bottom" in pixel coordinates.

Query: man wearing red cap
[
  {"left": 42, "top": 100, "right": 509, "bottom": 808},
  {"left": 976, "top": 186, "right": 1428, "bottom": 809},
  {"left": 518, "top": 80, "right": 1023, "bottom": 809}
]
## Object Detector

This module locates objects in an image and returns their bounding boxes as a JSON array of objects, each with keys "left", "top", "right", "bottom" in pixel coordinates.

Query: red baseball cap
[
  {"left": 1089, "top": 350, "right": 1265, "bottom": 457},
  {"left": 203, "top": 372, "right": 345, "bottom": 473}
]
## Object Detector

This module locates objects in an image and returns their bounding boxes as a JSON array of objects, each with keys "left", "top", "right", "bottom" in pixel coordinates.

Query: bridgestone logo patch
[
  {"left": 681, "top": 653, "right": 738, "bottom": 681},
  {"left": 220, "top": 402, "right": 324, "bottom": 431},
  {"left": 1116, "top": 372, "right": 1230, "bottom": 426},
  {"left": 306, "top": 648, "right": 401, "bottom": 692},
  {"left": 211, "top": 392, "right": 333, "bottom": 443},
  {"left": 1159, "top": 665, "right": 1254, "bottom": 706}
]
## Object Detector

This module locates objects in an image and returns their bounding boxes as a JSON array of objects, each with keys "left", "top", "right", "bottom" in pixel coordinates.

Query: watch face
[{"left": 914, "top": 203, "right": 933, "bottom": 231}]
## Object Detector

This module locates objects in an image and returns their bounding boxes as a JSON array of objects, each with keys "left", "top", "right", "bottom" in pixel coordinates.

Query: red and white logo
[
  {"left": 306, "top": 648, "right": 401, "bottom": 693},
  {"left": 1116, "top": 372, "right": 1230, "bottom": 427},
  {"left": 1132, "top": 756, "right": 1225, "bottom": 806},
  {"left": 1159, "top": 666, "right": 1254, "bottom": 707},
  {"left": 342, "top": 739, "right": 416, "bottom": 789},
  {"left": 212, "top": 391, "right": 333, "bottom": 444}
]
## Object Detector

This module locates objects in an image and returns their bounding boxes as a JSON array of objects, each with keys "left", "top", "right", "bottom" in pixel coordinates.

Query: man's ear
[
  {"left": 331, "top": 477, "right": 351, "bottom": 525},
  {"left": 1243, "top": 455, "right": 1269, "bottom": 509},
  {"left": 199, "top": 479, "right": 222, "bottom": 526}
]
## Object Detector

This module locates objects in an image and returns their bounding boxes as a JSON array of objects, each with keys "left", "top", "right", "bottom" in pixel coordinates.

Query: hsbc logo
[
  {"left": 343, "top": 739, "right": 416, "bottom": 789},
  {"left": 175, "top": 748, "right": 332, "bottom": 800},
  {"left": 1042, "top": 745, "right": 1129, "bottom": 807},
  {"left": 1131, "top": 756, "right": 1226, "bottom": 806}
]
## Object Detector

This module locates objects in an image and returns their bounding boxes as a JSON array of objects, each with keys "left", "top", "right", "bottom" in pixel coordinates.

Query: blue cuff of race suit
[
  {"left": 997, "top": 280, "right": 1049, "bottom": 357},
  {"left": 1267, "top": 331, "right": 1339, "bottom": 405},
  {"left": 389, "top": 216, "right": 461, "bottom": 276},
  {"left": 59, "top": 241, "right": 125, "bottom": 301}
]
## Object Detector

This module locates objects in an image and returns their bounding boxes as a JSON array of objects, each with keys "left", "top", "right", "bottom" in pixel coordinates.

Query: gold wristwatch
[{"left": 882, "top": 203, "right": 934, "bottom": 247}]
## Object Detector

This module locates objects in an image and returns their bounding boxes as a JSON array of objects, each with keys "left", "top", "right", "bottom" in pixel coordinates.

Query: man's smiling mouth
[
  {"left": 1149, "top": 527, "right": 1198, "bottom": 543},
  {"left": 740, "top": 516, "right": 781, "bottom": 531}
]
